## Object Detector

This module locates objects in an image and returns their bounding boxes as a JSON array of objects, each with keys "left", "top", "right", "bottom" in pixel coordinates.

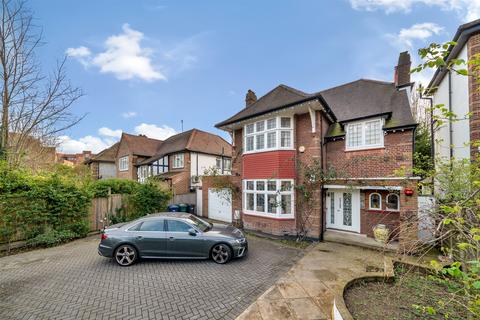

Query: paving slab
[{"left": 236, "top": 242, "right": 389, "bottom": 320}]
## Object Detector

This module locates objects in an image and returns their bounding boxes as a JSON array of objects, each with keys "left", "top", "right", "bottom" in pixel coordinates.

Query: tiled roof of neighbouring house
[
  {"left": 86, "top": 142, "right": 119, "bottom": 163},
  {"left": 215, "top": 79, "right": 416, "bottom": 136},
  {"left": 137, "top": 129, "right": 232, "bottom": 166},
  {"left": 121, "top": 133, "right": 163, "bottom": 157}
]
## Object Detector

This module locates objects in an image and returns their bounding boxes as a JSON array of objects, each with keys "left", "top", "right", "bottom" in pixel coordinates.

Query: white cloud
[
  {"left": 121, "top": 111, "right": 137, "bottom": 118},
  {"left": 387, "top": 22, "right": 443, "bottom": 48},
  {"left": 67, "top": 24, "right": 166, "bottom": 81},
  {"left": 58, "top": 135, "right": 111, "bottom": 154},
  {"left": 66, "top": 46, "right": 91, "bottom": 58},
  {"left": 350, "top": 0, "right": 480, "bottom": 21},
  {"left": 98, "top": 127, "right": 122, "bottom": 138},
  {"left": 134, "top": 123, "right": 177, "bottom": 140}
]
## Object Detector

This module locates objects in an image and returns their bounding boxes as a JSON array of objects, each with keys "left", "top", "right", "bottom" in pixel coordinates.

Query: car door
[
  {"left": 165, "top": 219, "right": 206, "bottom": 258},
  {"left": 133, "top": 219, "right": 168, "bottom": 257}
]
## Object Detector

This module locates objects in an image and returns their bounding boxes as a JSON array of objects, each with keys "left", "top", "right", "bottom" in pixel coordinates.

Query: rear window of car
[{"left": 139, "top": 220, "right": 165, "bottom": 232}]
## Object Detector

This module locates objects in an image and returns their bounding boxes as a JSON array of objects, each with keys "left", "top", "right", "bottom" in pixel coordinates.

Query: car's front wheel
[
  {"left": 114, "top": 244, "right": 138, "bottom": 266},
  {"left": 211, "top": 244, "right": 232, "bottom": 264}
]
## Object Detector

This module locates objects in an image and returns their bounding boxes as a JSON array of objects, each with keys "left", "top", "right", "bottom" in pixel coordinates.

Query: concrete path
[{"left": 236, "top": 242, "right": 390, "bottom": 320}]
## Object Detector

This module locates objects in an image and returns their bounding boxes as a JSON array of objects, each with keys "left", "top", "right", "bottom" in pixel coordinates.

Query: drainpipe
[
  {"left": 319, "top": 112, "right": 324, "bottom": 242},
  {"left": 448, "top": 71, "right": 454, "bottom": 163}
]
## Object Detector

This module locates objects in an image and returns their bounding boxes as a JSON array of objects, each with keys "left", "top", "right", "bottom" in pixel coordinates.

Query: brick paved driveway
[{"left": 0, "top": 235, "right": 302, "bottom": 320}]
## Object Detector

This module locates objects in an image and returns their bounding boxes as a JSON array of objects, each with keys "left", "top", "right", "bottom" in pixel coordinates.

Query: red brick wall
[
  {"left": 468, "top": 32, "right": 480, "bottom": 160},
  {"left": 294, "top": 112, "right": 326, "bottom": 239},
  {"left": 325, "top": 130, "right": 414, "bottom": 178},
  {"left": 360, "top": 190, "right": 400, "bottom": 239},
  {"left": 242, "top": 151, "right": 295, "bottom": 179},
  {"left": 242, "top": 214, "right": 296, "bottom": 236},
  {"left": 168, "top": 152, "right": 192, "bottom": 195}
]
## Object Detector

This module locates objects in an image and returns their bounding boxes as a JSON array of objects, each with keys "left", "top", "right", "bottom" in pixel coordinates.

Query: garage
[{"left": 208, "top": 188, "right": 232, "bottom": 223}]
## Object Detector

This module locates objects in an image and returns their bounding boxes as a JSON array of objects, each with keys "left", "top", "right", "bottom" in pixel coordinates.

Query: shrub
[
  {"left": 26, "top": 230, "right": 78, "bottom": 248},
  {"left": 90, "top": 179, "right": 139, "bottom": 197},
  {"left": 128, "top": 181, "right": 172, "bottom": 219}
]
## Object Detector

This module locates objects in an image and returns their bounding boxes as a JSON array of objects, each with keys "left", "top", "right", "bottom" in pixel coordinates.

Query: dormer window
[
  {"left": 244, "top": 116, "right": 293, "bottom": 154},
  {"left": 345, "top": 118, "right": 384, "bottom": 151}
]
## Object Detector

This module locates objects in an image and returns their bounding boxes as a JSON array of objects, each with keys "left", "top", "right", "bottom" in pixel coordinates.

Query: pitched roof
[
  {"left": 319, "top": 79, "right": 415, "bottom": 134},
  {"left": 215, "top": 85, "right": 311, "bottom": 128},
  {"left": 427, "top": 18, "right": 480, "bottom": 92},
  {"left": 138, "top": 129, "right": 232, "bottom": 165},
  {"left": 121, "top": 133, "right": 163, "bottom": 157},
  {"left": 216, "top": 79, "right": 416, "bottom": 134},
  {"left": 86, "top": 142, "right": 119, "bottom": 163}
]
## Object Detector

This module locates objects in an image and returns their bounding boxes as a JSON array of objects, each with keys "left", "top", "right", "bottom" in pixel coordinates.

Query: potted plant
[{"left": 373, "top": 224, "right": 390, "bottom": 244}]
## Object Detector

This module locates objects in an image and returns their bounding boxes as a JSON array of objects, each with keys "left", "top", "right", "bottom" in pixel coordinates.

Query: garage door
[{"left": 208, "top": 188, "right": 232, "bottom": 223}]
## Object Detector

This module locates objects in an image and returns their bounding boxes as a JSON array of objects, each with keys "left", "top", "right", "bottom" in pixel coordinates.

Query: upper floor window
[
  {"left": 346, "top": 118, "right": 384, "bottom": 151},
  {"left": 152, "top": 156, "right": 168, "bottom": 175},
  {"left": 172, "top": 153, "right": 184, "bottom": 169},
  {"left": 244, "top": 117, "right": 293, "bottom": 153},
  {"left": 223, "top": 158, "right": 232, "bottom": 171},
  {"left": 119, "top": 156, "right": 129, "bottom": 171}
]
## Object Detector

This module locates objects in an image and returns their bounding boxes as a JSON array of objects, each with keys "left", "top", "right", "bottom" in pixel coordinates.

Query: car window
[
  {"left": 128, "top": 222, "right": 143, "bottom": 231},
  {"left": 139, "top": 220, "right": 165, "bottom": 232},
  {"left": 187, "top": 215, "right": 212, "bottom": 232},
  {"left": 166, "top": 219, "right": 191, "bottom": 232}
]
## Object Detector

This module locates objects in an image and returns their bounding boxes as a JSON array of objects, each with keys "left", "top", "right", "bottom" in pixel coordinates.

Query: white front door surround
[{"left": 326, "top": 189, "right": 361, "bottom": 233}]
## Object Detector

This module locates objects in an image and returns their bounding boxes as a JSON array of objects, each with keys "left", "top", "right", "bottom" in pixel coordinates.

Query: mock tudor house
[
  {"left": 215, "top": 52, "right": 419, "bottom": 246},
  {"left": 428, "top": 19, "right": 480, "bottom": 164},
  {"left": 136, "top": 129, "right": 232, "bottom": 196}
]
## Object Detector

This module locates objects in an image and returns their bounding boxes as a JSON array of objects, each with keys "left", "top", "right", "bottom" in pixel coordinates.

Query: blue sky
[{"left": 29, "top": 0, "right": 479, "bottom": 153}]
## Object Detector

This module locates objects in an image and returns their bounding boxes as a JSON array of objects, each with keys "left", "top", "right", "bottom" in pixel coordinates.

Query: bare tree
[{"left": 0, "top": 0, "right": 83, "bottom": 166}]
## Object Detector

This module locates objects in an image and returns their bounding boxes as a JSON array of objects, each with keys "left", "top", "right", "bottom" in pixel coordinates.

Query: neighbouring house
[
  {"left": 57, "top": 151, "right": 93, "bottom": 166},
  {"left": 7, "top": 133, "right": 57, "bottom": 171},
  {"left": 115, "top": 133, "right": 164, "bottom": 181},
  {"left": 427, "top": 19, "right": 480, "bottom": 164},
  {"left": 85, "top": 143, "right": 119, "bottom": 180},
  {"left": 136, "top": 129, "right": 232, "bottom": 196},
  {"left": 213, "top": 52, "right": 419, "bottom": 247}
]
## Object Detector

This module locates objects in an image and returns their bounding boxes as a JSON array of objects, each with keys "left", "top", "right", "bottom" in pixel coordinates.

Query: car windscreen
[{"left": 187, "top": 215, "right": 212, "bottom": 232}]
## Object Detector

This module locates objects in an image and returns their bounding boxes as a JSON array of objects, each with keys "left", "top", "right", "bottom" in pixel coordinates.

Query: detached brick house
[
  {"left": 115, "top": 133, "right": 164, "bottom": 181},
  {"left": 215, "top": 52, "right": 419, "bottom": 245},
  {"left": 136, "top": 129, "right": 232, "bottom": 196}
]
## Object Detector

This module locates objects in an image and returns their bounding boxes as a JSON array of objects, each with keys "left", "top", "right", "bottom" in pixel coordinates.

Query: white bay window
[
  {"left": 244, "top": 117, "right": 293, "bottom": 153},
  {"left": 243, "top": 179, "right": 294, "bottom": 218},
  {"left": 346, "top": 118, "right": 384, "bottom": 150}
]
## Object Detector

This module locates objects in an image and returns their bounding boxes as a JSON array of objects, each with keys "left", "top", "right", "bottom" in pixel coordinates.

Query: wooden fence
[{"left": 89, "top": 194, "right": 126, "bottom": 232}]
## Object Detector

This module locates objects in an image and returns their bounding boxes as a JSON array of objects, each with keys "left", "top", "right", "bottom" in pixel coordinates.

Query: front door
[{"left": 326, "top": 189, "right": 360, "bottom": 233}]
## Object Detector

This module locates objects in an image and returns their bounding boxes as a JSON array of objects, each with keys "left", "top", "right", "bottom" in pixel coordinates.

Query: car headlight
[{"left": 231, "top": 238, "right": 246, "bottom": 244}]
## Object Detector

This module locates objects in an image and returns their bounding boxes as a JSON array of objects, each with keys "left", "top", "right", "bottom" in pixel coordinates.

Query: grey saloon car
[{"left": 98, "top": 213, "right": 248, "bottom": 266}]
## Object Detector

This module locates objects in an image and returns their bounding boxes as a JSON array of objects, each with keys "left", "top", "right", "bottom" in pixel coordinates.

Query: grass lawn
[{"left": 344, "top": 265, "right": 470, "bottom": 320}]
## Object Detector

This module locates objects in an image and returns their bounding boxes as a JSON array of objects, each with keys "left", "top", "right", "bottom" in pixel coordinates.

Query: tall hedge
[{"left": 0, "top": 164, "right": 92, "bottom": 246}]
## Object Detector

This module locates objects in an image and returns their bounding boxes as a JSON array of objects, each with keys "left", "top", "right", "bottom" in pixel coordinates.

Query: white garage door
[{"left": 208, "top": 188, "right": 232, "bottom": 223}]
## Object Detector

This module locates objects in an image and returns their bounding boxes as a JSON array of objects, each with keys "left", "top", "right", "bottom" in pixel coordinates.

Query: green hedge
[{"left": 0, "top": 164, "right": 172, "bottom": 248}]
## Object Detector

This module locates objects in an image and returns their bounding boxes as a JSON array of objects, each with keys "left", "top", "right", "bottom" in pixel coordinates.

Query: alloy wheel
[
  {"left": 115, "top": 245, "right": 137, "bottom": 266},
  {"left": 211, "top": 244, "right": 231, "bottom": 264}
]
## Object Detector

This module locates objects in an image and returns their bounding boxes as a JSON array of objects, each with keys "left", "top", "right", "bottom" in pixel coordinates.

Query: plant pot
[{"left": 373, "top": 224, "right": 390, "bottom": 244}]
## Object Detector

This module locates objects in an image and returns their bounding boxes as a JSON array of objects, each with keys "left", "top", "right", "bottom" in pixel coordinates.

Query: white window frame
[
  {"left": 386, "top": 193, "right": 400, "bottom": 211},
  {"left": 223, "top": 158, "right": 232, "bottom": 171},
  {"left": 119, "top": 156, "right": 129, "bottom": 171},
  {"left": 243, "top": 117, "right": 294, "bottom": 154},
  {"left": 369, "top": 192, "right": 382, "bottom": 211},
  {"left": 345, "top": 118, "right": 385, "bottom": 151},
  {"left": 172, "top": 153, "right": 184, "bottom": 169},
  {"left": 243, "top": 179, "right": 294, "bottom": 219}
]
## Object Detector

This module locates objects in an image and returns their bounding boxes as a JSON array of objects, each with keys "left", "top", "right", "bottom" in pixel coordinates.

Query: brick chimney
[
  {"left": 394, "top": 51, "right": 412, "bottom": 87},
  {"left": 245, "top": 89, "right": 257, "bottom": 107}
]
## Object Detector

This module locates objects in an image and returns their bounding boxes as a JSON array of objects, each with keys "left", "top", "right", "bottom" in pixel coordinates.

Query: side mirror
[{"left": 188, "top": 228, "right": 197, "bottom": 236}]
